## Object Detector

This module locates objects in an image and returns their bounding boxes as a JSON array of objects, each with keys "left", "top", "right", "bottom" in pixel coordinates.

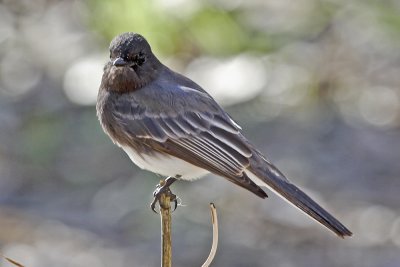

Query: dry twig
[
  {"left": 1, "top": 253, "right": 24, "bottom": 267},
  {"left": 158, "top": 182, "right": 219, "bottom": 267},
  {"left": 201, "top": 203, "right": 219, "bottom": 267}
]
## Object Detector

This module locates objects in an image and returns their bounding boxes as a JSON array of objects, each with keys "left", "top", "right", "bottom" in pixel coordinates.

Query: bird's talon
[
  {"left": 150, "top": 177, "right": 179, "bottom": 213},
  {"left": 150, "top": 199, "right": 158, "bottom": 213},
  {"left": 171, "top": 194, "right": 178, "bottom": 212}
]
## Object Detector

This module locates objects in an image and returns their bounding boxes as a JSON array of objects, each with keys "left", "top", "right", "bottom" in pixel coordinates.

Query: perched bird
[{"left": 96, "top": 32, "right": 352, "bottom": 238}]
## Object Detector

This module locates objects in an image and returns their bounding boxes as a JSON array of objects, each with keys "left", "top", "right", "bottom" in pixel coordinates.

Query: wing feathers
[
  {"left": 209, "top": 127, "right": 252, "bottom": 157},
  {"left": 111, "top": 94, "right": 266, "bottom": 198},
  {"left": 162, "top": 117, "right": 187, "bottom": 138},
  {"left": 183, "top": 138, "right": 242, "bottom": 175},
  {"left": 207, "top": 113, "right": 239, "bottom": 133}
]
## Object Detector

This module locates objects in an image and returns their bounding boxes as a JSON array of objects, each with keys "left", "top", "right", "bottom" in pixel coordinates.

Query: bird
[{"left": 96, "top": 32, "right": 352, "bottom": 238}]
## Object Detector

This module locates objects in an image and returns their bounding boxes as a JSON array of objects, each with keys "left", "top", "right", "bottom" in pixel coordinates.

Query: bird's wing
[{"left": 111, "top": 95, "right": 267, "bottom": 198}]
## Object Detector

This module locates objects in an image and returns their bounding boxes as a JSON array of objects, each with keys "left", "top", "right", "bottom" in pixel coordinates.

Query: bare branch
[
  {"left": 1, "top": 253, "right": 24, "bottom": 267},
  {"left": 201, "top": 203, "right": 219, "bottom": 267},
  {"left": 159, "top": 189, "right": 173, "bottom": 267}
]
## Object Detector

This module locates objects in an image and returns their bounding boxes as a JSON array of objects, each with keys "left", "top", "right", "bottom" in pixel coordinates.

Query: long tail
[{"left": 248, "top": 153, "right": 352, "bottom": 238}]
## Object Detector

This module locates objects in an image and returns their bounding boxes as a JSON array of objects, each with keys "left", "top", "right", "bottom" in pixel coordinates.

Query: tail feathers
[{"left": 248, "top": 163, "right": 352, "bottom": 238}]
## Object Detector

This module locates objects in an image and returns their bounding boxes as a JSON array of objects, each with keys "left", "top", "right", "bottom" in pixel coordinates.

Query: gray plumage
[{"left": 97, "top": 32, "right": 352, "bottom": 237}]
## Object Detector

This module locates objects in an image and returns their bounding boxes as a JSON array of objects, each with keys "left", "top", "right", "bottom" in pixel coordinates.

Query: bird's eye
[{"left": 133, "top": 52, "right": 146, "bottom": 66}]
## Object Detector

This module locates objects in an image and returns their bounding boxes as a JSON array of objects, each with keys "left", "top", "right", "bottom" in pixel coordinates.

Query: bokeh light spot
[
  {"left": 63, "top": 55, "right": 104, "bottom": 105},
  {"left": 185, "top": 54, "right": 267, "bottom": 105},
  {"left": 357, "top": 205, "right": 397, "bottom": 246},
  {"left": 0, "top": 49, "right": 42, "bottom": 97},
  {"left": 358, "top": 87, "right": 399, "bottom": 128}
]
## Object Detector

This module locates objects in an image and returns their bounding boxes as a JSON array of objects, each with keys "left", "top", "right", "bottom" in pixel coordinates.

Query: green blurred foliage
[
  {"left": 87, "top": 0, "right": 277, "bottom": 56},
  {"left": 88, "top": 0, "right": 181, "bottom": 54},
  {"left": 374, "top": 2, "right": 400, "bottom": 39},
  {"left": 19, "top": 117, "right": 65, "bottom": 165}
]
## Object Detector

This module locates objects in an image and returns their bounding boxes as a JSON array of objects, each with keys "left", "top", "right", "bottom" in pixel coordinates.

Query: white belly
[{"left": 120, "top": 145, "right": 209, "bottom": 180}]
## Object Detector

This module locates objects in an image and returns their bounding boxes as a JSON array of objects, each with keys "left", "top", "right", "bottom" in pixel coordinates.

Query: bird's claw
[{"left": 150, "top": 181, "right": 178, "bottom": 213}]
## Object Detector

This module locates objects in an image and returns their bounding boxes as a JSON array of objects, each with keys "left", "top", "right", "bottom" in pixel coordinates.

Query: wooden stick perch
[
  {"left": 159, "top": 188, "right": 173, "bottom": 267},
  {"left": 158, "top": 182, "right": 219, "bottom": 267}
]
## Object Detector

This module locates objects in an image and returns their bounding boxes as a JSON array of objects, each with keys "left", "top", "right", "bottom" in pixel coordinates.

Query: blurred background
[{"left": 0, "top": 0, "right": 399, "bottom": 266}]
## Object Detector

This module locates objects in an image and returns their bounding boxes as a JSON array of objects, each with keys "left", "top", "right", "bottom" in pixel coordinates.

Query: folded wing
[{"left": 111, "top": 96, "right": 268, "bottom": 198}]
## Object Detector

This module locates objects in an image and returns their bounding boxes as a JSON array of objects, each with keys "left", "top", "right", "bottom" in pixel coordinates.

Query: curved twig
[{"left": 201, "top": 203, "right": 219, "bottom": 267}]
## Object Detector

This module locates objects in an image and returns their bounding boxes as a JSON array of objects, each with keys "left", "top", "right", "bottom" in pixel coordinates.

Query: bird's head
[
  {"left": 102, "top": 32, "right": 162, "bottom": 93},
  {"left": 109, "top": 33, "right": 153, "bottom": 71}
]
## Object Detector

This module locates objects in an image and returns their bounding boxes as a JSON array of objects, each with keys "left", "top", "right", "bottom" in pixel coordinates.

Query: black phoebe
[{"left": 96, "top": 32, "right": 352, "bottom": 237}]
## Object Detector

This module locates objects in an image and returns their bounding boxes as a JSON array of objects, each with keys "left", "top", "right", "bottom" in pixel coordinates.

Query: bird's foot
[{"left": 150, "top": 176, "right": 178, "bottom": 213}]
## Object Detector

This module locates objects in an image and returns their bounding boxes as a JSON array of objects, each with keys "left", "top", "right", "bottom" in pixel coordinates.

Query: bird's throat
[{"left": 101, "top": 65, "right": 144, "bottom": 93}]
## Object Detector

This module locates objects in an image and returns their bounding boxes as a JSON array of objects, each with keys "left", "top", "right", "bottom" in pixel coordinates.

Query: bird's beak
[{"left": 113, "top": 57, "right": 128, "bottom": 67}]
